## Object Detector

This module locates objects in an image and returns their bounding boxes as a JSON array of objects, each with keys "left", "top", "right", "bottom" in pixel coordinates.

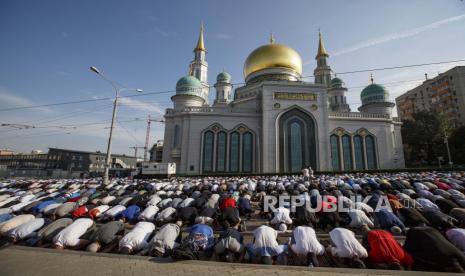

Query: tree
[
  {"left": 449, "top": 126, "right": 465, "bottom": 165},
  {"left": 401, "top": 111, "right": 452, "bottom": 167}
]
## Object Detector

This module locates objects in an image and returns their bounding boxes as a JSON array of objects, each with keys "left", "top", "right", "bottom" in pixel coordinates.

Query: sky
[{"left": 1, "top": 0, "right": 465, "bottom": 157}]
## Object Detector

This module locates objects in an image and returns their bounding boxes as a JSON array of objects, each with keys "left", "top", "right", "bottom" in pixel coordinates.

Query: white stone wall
[
  {"left": 260, "top": 81, "right": 330, "bottom": 172},
  {"left": 327, "top": 118, "right": 405, "bottom": 169},
  {"left": 163, "top": 82, "right": 405, "bottom": 174}
]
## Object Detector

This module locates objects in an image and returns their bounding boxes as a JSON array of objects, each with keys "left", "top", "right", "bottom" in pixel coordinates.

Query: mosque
[{"left": 161, "top": 25, "right": 405, "bottom": 174}]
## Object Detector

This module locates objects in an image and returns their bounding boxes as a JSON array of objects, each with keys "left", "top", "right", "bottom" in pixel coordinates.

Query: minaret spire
[
  {"left": 189, "top": 21, "right": 209, "bottom": 104},
  {"left": 194, "top": 22, "right": 205, "bottom": 51},
  {"left": 316, "top": 30, "right": 329, "bottom": 58},
  {"left": 370, "top": 73, "right": 374, "bottom": 84},
  {"left": 314, "top": 30, "right": 331, "bottom": 86},
  {"left": 269, "top": 33, "right": 275, "bottom": 44}
]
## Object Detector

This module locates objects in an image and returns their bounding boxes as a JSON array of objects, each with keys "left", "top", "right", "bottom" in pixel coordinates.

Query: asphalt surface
[{"left": 0, "top": 246, "right": 457, "bottom": 276}]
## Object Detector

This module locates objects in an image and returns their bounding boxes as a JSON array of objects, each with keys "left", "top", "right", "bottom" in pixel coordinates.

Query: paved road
[{"left": 0, "top": 246, "right": 456, "bottom": 276}]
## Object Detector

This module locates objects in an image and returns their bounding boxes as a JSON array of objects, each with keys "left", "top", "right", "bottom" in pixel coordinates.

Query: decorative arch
[
  {"left": 353, "top": 128, "right": 378, "bottom": 170},
  {"left": 199, "top": 123, "right": 256, "bottom": 173},
  {"left": 277, "top": 107, "right": 317, "bottom": 173},
  {"left": 202, "top": 130, "right": 214, "bottom": 172}
]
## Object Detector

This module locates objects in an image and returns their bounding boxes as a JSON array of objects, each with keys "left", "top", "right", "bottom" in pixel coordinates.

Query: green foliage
[
  {"left": 449, "top": 126, "right": 465, "bottom": 165},
  {"left": 401, "top": 111, "right": 453, "bottom": 166}
]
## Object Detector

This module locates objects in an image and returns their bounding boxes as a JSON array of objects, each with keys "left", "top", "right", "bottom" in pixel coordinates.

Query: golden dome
[{"left": 243, "top": 42, "right": 303, "bottom": 79}]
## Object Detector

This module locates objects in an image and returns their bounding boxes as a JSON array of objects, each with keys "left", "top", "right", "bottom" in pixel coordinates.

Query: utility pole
[
  {"left": 90, "top": 66, "right": 143, "bottom": 185},
  {"left": 144, "top": 115, "right": 165, "bottom": 161},
  {"left": 129, "top": 146, "right": 145, "bottom": 159}
]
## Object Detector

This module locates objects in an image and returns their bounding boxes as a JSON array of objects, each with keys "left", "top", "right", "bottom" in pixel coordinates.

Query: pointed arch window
[
  {"left": 365, "top": 135, "right": 377, "bottom": 169},
  {"left": 242, "top": 132, "right": 253, "bottom": 172},
  {"left": 342, "top": 135, "right": 353, "bottom": 170},
  {"left": 229, "top": 132, "right": 240, "bottom": 172},
  {"left": 216, "top": 131, "right": 227, "bottom": 172},
  {"left": 202, "top": 131, "right": 214, "bottom": 172},
  {"left": 353, "top": 135, "right": 365, "bottom": 170},
  {"left": 330, "top": 134, "right": 341, "bottom": 171}
]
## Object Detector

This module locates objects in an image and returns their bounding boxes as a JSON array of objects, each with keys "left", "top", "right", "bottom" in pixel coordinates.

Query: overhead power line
[{"left": 0, "top": 58, "right": 463, "bottom": 113}]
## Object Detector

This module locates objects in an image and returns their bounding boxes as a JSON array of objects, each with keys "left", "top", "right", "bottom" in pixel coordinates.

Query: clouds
[
  {"left": 118, "top": 97, "right": 165, "bottom": 115},
  {"left": 303, "top": 12, "right": 465, "bottom": 66},
  {"left": 332, "top": 13, "right": 465, "bottom": 58},
  {"left": 0, "top": 88, "right": 52, "bottom": 113}
]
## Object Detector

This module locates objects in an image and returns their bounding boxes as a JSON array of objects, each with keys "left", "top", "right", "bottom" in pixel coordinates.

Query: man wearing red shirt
[
  {"left": 72, "top": 205, "right": 89, "bottom": 219},
  {"left": 363, "top": 227, "right": 413, "bottom": 270},
  {"left": 220, "top": 196, "right": 237, "bottom": 211}
]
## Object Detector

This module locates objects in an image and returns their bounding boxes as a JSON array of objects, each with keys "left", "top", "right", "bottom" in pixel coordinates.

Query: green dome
[
  {"left": 361, "top": 83, "right": 389, "bottom": 105},
  {"left": 330, "top": 77, "right": 345, "bottom": 88},
  {"left": 175, "top": 75, "right": 203, "bottom": 96},
  {"left": 216, "top": 71, "right": 232, "bottom": 83}
]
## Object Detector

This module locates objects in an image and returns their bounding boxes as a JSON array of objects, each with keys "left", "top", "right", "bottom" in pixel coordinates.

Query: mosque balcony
[
  {"left": 171, "top": 148, "right": 181, "bottom": 158},
  {"left": 166, "top": 107, "right": 258, "bottom": 115},
  {"left": 329, "top": 112, "right": 399, "bottom": 121}
]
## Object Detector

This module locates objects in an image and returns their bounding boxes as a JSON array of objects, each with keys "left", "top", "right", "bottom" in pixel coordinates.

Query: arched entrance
[{"left": 278, "top": 108, "right": 317, "bottom": 173}]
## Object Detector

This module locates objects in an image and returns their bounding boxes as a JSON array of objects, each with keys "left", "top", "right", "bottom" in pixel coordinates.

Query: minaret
[
  {"left": 213, "top": 70, "right": 232, "bottom": 106},
  {"left": 358, "top": 74, "right": 395, "bottom": 115},
  {"left": 189, "top": 23, "right": 209, "bottom": 103},
  {"left": 328, "top": 75, "right": 351, "bottom": 112},
  {"left": 314, "top": 31, "right": 331, "bottom": 86}
]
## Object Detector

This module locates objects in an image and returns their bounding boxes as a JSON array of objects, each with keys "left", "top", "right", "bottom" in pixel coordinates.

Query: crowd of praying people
[{"left": 1, "top": 170, "right": 465, "bottom": 272}]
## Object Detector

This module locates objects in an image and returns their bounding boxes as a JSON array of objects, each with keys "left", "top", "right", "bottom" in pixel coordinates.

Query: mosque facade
[{"left": 162, "top": 26, "right": 405, "bottom": 174}]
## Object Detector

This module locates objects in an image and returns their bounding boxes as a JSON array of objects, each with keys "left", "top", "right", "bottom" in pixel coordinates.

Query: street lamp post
[
  {"left": 90, "top": 66, "right": 142, "bottom": 185},
  {"left": 444, "top": 134, "right": 453, "bottom": 169}
]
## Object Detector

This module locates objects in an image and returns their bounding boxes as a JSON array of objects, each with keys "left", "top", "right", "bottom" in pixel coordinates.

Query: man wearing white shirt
[
  {"left": 328, "top": 228, "right": 368, "bottom": 268},
  {"left": 347, "top": 209, "right": 374, "bottom": 229},
  {"left": 288, "top": 226, "right": 324, "bottom": 266},
  {"left": 0, "top": 214, "right": 35, "bottom": 236},
  {"left": 103, "top": 205, "right": 126, "bottom": 220},
  {"left": 156, "top": 207, "right": 177, "bottom": 224},
  {"left": 53, "top": 218, "right": 94, "bottom": 249},
  {"left": 9, "top": 217, "right": 47, "bottom": 243},
  {"left": 149, "top": 222, "right": 182, "bottom": 256},
  {"left": 119, "top": 221, "right": 155, "bottom": 254},
  {"left": 139, "top": 205, "right": 159, "bottom": 221},
  {"left": 246, "top": 225, "right": 287, "bottom": 264},
  {"left": 270, "top": 207, "right": 293, "bottom": 229}
]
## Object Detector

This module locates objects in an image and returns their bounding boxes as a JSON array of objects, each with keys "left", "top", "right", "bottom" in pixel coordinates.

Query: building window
[
  {"left": 353, "top": 135, "right": 365, "bottom": 170},
  {"left": 365, "top": 135, "right": 377, "bottom": 169},
  {"left": 288, "top": 121, "right": 304, "bottom": 172},
  {"left": 342, "top": 135, "right": 353, "bottom": 170},
  {"left": 173, "top": 125, "right": 180, "bottom": 148},
  {"left": 330, "top": 135, "right": 341, "bottom": 171},
  {"left": 229, "top": 132, "right": 240, "bottom": 172},
  {"left": 216, "top": 131, "right": 227, "bottom": 172},
  {"left": 202, "top": 131, "right": 214, "bottom": 172},
  {"left": 242, "top": 132, "right": 253, "bottom": 172}
]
